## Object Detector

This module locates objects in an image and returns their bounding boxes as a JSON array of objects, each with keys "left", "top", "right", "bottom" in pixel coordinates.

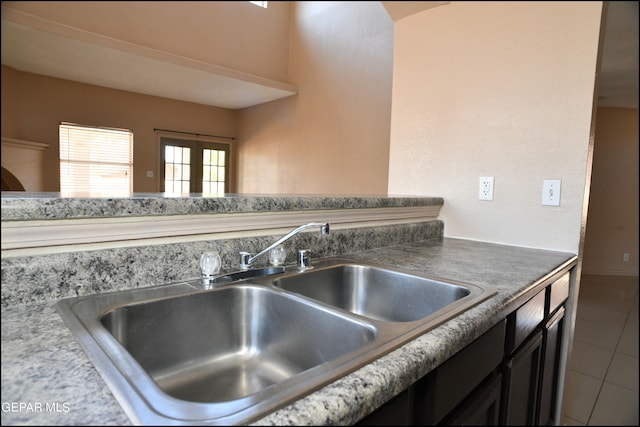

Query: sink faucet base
[{"left": 239, "top": 222, "right": 330, "bottom": 270}]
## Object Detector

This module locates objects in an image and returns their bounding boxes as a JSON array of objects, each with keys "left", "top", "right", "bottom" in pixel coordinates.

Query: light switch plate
[{"left": 542, "top": 179, "right": 561, "bottom": 206}]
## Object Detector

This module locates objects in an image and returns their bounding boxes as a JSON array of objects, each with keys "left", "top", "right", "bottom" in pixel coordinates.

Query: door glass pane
[
  {"left": 164, "top": 145, "right": 191, "bottom": 194},
  {"left": 202, "top": 148, "right": 226, "bottom": 196}
]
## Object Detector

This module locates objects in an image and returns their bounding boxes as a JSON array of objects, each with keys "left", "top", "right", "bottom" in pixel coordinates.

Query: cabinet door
[
  {"left": 439, "top": 372, "right": 502, "bottom": 426},
  {"left": 356, "top": 389, "right": 412, "bottom": 426},
  {"left": 537, "top": 306, "right": 565, "bottom": 426},
  {"left": 501, "top": 329, "right": 543, "bottom": 426},
  {"left": 414, "top": 320, "right": 506, "bottom": 425}
]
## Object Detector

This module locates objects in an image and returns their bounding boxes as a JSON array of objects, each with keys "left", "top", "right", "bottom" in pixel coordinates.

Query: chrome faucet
[{"left": 239, "top": 222, "right": 330, "bottom": 270}]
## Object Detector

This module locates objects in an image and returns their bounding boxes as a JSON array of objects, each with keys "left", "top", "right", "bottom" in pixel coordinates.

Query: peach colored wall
[
  {"left": 582, "top": 107, "right": 639, "bottom": 276},
  {"left": 3, "top": 1, "right": 291, "bottom": 82},
  {"left": 1, "top": 65, "right": 236, "bottom": 192},
  {"left": 236, "top": 1, "right": 393, "bottom": 195},
  {"left": 388, "top": 1, "right": 603, "bottom": 253},
  {"left": 1, "top": 65, "right": 20, "bottom": 137}
]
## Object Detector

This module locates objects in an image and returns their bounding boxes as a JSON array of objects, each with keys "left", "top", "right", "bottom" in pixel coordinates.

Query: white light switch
[{"left": 542, "top": 180, "right": 561, "bottom": 206}]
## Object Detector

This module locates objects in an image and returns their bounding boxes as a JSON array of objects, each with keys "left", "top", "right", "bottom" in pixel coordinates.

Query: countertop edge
[{"left": 1, "top": 193, "right": 444, "bottom": 221}]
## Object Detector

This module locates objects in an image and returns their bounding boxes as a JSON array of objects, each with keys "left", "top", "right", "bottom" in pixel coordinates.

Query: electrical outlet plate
[
  {"left": 542, "top": 179, "right": 561, "bottom": 206},
  {"left": 479, "top": 177, "right": 494, "bottom": 201}
]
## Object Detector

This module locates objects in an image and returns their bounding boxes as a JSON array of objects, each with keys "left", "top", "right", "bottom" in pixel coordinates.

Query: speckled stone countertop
[
  {"left": 0, "top": 192, "right": 444, "bottom": 220},
  {"left": 1, "top": 237, "right": 576, "bottom": 426}
]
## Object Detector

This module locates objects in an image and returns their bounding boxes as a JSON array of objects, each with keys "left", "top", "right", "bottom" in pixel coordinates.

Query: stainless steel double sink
[{"left": 56, "top": 257, "right": 496, "bottom": 425}]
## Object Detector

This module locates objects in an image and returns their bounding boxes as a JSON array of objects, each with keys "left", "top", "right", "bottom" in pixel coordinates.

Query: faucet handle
[
  {"left": 201, "top": 251, "right": 221, "bottom": 276},
  {"left": 200, "top": 251, "right": 221, "bottom": 287},
  {"left": 297, "top": 249, "right": 312, "bottom": 269},
  {"left": 239, "top": 251, "right": 251, "bottom": 270},
  {"left": 269, "top": 246, "right": 287, "bottom": 266}
]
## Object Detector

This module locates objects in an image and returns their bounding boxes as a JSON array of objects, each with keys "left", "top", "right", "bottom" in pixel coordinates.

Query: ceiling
[
  {"left": 381, "top": 1, "right": 448, "bottom": 21},
  {"left": 1, "top": 2, "right": 638, "bottom": 109},
  {"left": 597, "top": 1, "right": 639, "bottom": 108},
  {"left": 0, "top": 5, "right": 298, "bottom": 110}
]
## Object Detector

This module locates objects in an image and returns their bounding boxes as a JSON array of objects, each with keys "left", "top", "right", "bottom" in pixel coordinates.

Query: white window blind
[{"left": 59, "top": 123, "right": 133, "bottom": 196}]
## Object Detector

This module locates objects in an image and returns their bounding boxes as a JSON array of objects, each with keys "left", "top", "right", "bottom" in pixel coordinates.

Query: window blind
[{"left": 59, "top": 123, "right": 133, "bottom": 196}]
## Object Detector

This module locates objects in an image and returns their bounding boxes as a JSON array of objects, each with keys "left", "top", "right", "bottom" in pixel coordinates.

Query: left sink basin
[
  {"left": 101, "top": 285, "right": 376, "bottom": 402},
  {"left": 57, "top": 283, "right": 377, "bottom": 425}
]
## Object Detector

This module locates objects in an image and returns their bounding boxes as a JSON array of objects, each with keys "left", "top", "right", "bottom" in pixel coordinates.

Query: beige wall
[
  {"left": 3, "top": 1, "right": 393, "bottom": 195},
  {"left": 2, "top": 0, "right": 293, "bottom": 193},
  {"left": 3, "top": 1, "right": 291, "bottom": 82},
  {"left": 1, "top": 65, "right": 236, "bottom": 192},
  {"left": 582, "top": 107, "right": 639, "bottom": 276},
  {"left": 1, "top": 65, "right": 20, "bottom": 137},
  {"left": 3, "top": 2, "right": 620, "bottom": 258},
  {"left": 388, "top": 1, "right": 603, "bottom": 253},
  {"left": 236, "top": 1, "right": 394, "bottom": 194}
]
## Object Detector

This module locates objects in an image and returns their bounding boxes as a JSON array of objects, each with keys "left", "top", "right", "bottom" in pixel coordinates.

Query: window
[
  {"left": 59, "top": 123, "right": 133, "bottom": 196},
  {"left": 160, "top": 135, "right": 231, "bottom": 195},
  {"left": 249, "top": 1, "right": 268, "bottom": 8}
]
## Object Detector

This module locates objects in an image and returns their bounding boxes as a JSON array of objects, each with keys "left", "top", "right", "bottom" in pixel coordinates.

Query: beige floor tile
[
  {"left": 589, "top": 382, "right": 639, "bottom": 426},
  {"left": 578, "top": 289, "right": 636, "bottom": 313},
  {"left": 605, "top": 352, "right": 639, "bottom": 391},
  {"left": 578, "top": 275, "right": 638, "bottom": 314},
  {"left": 568, "top": 341, "right": 614, "bottom": 380},
  {"left": 573, "top": 305, "right": 628, "bottom": 350},
  {"left": 617, "top": 307, "right": 639, "bottom": 357},
  {"left": 563, "top": 275, "right": 639, "bottom": 427},
  {"left": 616, "top": 329, "right": 638, "bottom": 357},
  {"left": 562, "top": 370, "right": 602, "bottom": 424},
  {"left": 562, "top": 415, "right": 587, "bottom": 425}
]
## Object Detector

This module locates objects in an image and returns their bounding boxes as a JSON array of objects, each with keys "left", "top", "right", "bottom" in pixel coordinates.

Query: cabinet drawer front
[
  {"left": 508, "top": 289, "right": 545, "bottom": 353},
  {"left": 548, "top": 273, "right": 570, "bottom": 316}
]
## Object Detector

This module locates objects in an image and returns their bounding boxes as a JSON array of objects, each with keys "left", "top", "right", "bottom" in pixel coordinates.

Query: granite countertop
[
  {"left": 0, "top": 192, "right": 443, "bottom": 220},
  {"left": 1, "top": 237, "right": 577, "bottom": 426}
]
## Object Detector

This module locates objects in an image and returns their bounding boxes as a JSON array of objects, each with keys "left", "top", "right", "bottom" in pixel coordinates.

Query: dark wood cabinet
[
  {"left": 355, "top": 271, "right": 571, "bottom": 426},
  {"left": 439, "top": 372, "right": 502, "bottom": 426},
  {"left": 537, "top": 306, "right": 565, "bottom": 426},
  {"left": 413, "top": 320, "right": 506, "bottom": 425},
  {"left": 356, "top": 389, "right": 413, "bottom": 426},
  {"left": 501, "top": 329, "right": 543, "bottom": 425},
  {"left": 500, "top": 272, "right": 569, "bottom": 426}
]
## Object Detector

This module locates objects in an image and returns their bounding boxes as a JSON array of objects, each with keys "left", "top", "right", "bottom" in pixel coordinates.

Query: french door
[{"left": 160, "top": 136, "right": 230, "bottom": 195}]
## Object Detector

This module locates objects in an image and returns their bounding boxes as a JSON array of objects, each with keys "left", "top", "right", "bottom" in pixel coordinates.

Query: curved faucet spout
[{"left": 240, "top": 222, "right": 330, "bottom": 269}]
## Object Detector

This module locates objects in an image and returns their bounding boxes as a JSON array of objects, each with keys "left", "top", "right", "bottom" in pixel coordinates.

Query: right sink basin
[{"left": 272, "top": 260, "right": 480, "bottom": 322}]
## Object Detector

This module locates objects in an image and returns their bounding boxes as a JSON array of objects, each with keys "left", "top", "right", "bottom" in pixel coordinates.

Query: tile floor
[{"left": 561, "top": 274, "right": 639, "bottom": 426}]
